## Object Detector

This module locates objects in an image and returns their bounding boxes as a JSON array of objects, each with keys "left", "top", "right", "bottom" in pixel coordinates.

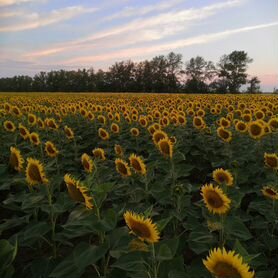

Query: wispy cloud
[
  {"left": 62, "top": 22, "right": 278, "bottom": 65},
  {"left": 105, "top": 0, "right": 183, "bottom": 21},
  {"left": 0, "top": 0, "right": 45, "bottom": 6},
  {"left": 0, "top": 5, "right": 97, "bottom": 32},
  {"left": 25, "top": 0, "right": 245, "bottom": 58}
]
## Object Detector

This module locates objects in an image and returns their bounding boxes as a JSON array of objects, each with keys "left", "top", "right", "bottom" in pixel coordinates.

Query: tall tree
[
  {"left": 218, "top": 50, "right": 253, "bottom": 93},
  {"left": 246, "top": 76, "right": 261, "bottom": 93}
]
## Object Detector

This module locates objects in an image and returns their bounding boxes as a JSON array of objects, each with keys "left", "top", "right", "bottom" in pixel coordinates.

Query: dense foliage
[
  {"left": 0, "top": 51, "right": 261, "bottom": 94},
  {"left": 0, "top": 93, "right": 277, "bottom": 278}
]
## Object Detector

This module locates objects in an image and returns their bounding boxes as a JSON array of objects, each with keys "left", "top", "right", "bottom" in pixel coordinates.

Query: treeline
[{"left": 0, "top": 50, "right": 261, "bottom": 93}]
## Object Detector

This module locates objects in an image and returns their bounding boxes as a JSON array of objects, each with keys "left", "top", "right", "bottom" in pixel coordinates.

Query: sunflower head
[
  {"left": 28, "top": 113, "right": 37, "bottom": 126},
  {"left": 26, "top": 158, "right": 48, "bottom": 186},
  {"left": 4, "top": 120, "right": 16, "bottom": 132},
  {"left": 81, "top": 153, "right": 95, "bottom": 174},
  {"left": 114, "top": 144, "right": 124, "bottom": 157},
  {"left": 124, "top": 211, "right": 160, "bottom": 243},
  {"left": 261, "top": 186, "right": 278, "bottom": 201},
  {"left": 201, "top": 184, "right": 231, "bottom": 215},
  {"left": 152, "top": 130, "right": 168, "bottom": 145},
  {"left": 130, "top": 128, "right": 140, "bottom": 137},
  {"left": 98, "top": 128, "right": 110, "bottom": 140},
  {"left": 64, "top": 125, "right": 74, "bottom": 140},
  {"left": 129, "top": 154, "right": 147, "bottom": 175},
  {"left": 193, "top": 116, "right": 205, "bottom": 129},
  {"left": 217, "top": 127, "right": 232, "bottom": 143},
  {"left": 111, "top": 123, "right": 120, "bottom": 134},
  {"left": 248, "top": 121, "right": 265, "bottom": 140},
  {"left": 264, "top": 153, "right": 278, "bottom": 169},
  {"left": 29, "top": 132, "right": 40, "bottom": 146},
  {"left": 92, "top": 148, "right": 106, "bottom": 160},
  {"left": 9, "top": 147, "right": 24, "bottom": 172},
  {"left": 235, "top": 121, "right": 247, "bottom": 133},
  {"left": 158, "top": 138, "right": 173, "bottom": 159},
  {"left": 203, "top": 247, "right": 255, "bottom": 278},
  {"left": 213, "top": 168, "right": 234, "bottom": 186},
  {"left": 64, "top": 174, "right": 93, "bottom": 209},
  {"left": 45, "top": 141, "right": 59, "bottom": 157},
  {"left": 115, "top": 158, "right": 132, "bottom": 177},
  {"left": 268, "top": 117, "right": 278, "bottom": 131},
  {"left": 18, "top": 124, "right": 30, "bottom": 140}
]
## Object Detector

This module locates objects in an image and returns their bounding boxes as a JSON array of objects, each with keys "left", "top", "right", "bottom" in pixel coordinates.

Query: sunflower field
[{"left": 0, "top": 93, "right": 278, "bottom": 278}]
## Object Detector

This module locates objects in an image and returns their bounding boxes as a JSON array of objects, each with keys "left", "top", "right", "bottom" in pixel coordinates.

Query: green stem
[
  {"left": 151, "top": 244, "right": 158, "bottom": 278},
  {"left": 220, "top": 215, "right": 225, "bottom": 248}
]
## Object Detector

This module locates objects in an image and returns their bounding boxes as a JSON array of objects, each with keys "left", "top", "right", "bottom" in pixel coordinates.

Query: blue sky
[{"left": 0, "top": 0, "right": 277, "bottom": 91}]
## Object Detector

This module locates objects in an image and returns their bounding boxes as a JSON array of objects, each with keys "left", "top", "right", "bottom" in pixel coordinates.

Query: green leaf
[{"left": 225, "top": 216, "right": 252, "bottom": 241}]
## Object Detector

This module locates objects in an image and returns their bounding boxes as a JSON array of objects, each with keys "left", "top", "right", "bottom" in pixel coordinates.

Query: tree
[
  {"left": 246, "top": 76, "right": 261, "bottom": 93},
  {"left": 218, "top": 50, "right": 253, "bottom": 93},
  {"left": 184, "top": 56, "right": 215, "bottom": 93}
]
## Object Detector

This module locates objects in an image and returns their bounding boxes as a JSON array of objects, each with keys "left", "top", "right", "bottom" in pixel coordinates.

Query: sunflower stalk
[
  {"left": 220, "top": 215, "right": 225, "bottom": 248},
  {"left": 151, "top": 243, "right": 159, "bottom": 278},
  {"left": 46, "top": 184, "right": 57, "bottom": 258}
]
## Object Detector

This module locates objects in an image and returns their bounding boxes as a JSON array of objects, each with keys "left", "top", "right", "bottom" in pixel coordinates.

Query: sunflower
[
  {"left": 98, "top": 115, "right": 106, "bottom": 125},
  {"left": 201, "top": 184, "right": 231, "bottom": 215},
  {"left": 3, "top": 120, "right": 16, "bottom": 132},
  {"left": 124, "top": 211, "right": 160, "bottom": 243},
  {"left": 64, "top": 174, "right": 93, "bottom": 209},
  {"left": 213, "top": 168, "right": 234, "bottom": 186},
  {"left": 92, "top": 148, "right": 106, "bottom": 160},
  {"left": 203, "top": 247, "right": 255, "bottom": 278},
  {"left": 235, "top": 121, "right": 247, "bottom": 133},
  {"left": 18, "top": 124, "right": 30, "bottom": 140},
  {"left": 264, "top": 153, "right": 278, "bottom": 169},
  {"left": 220, "top": 117, "right": 231, "bottom": 128},
  {"left": 114, "top": 144, "right": 124, "bottom": 157},
  {"left": 261, "top": 186, "right": 278, "bottom": 200},
  {"left": 129, "top": 154, "right": 147, "bottom": 175},
  {"left": 26, "top": 158, "right": 48, "bottom": 185},
  {"left": 169, "top": 136, "right": 177, "bottom": 144},
  {"left": 115, "top": 158, "right": 131, "bottom": 177},
  {"left": 28, "top": 113, "right": 37, "bottom": 126},
  {"left": 29, "top": 132, "right": 40, "bottom": 146},
  {"left": 111, "top": 123, "right": 120, "bottom": 134},
  {"left": 9, "top": 147, "right": 24, "bottom": 172},
  {"left": 37, "top": 118, "right": 45, "bottom": 129},
  {"left": 152, "top": 130, "right": 168, "bottom": 145},
  {"left": 129, "top": 239, "right": 149, "bottom": 252},
  {"left": 193, "top": 116, "right": 205, "bottom": 129},
  {"left": 217, "top": 127, "right": 232, "bottom": 143},
  {"left": 64, "top": 126, "right": 74, "bottom": 140},
  {"left": 268, "top": 117, "right": 278, "bottom": 131},
  {"left": 81, "top": 153, "right": 94, "bottom": 173},
  {"left": 45, "top": 141, "right": 59, "bottom": 158},
  {"left": 130, "top": 127, "right": 140, "bottom": 137},
  {"left": 158, "top": 138, "right": 173, "bottom": 159},
  {"left": 248, "top": 121, "right": 264, "bottom": 140},
  {"left": 98, "top": 128, "right": 110, "bottom": 140}
]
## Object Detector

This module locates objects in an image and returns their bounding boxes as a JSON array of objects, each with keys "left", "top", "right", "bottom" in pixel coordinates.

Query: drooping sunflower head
[
  {"left": 26, "top": 158, "right": 48, "bottom": 186},
  {"left": 18, "top": 123, "right": 30, "bottom": 140},
  {"left": 29, "top": 132, "right": 40, "bottom": 146},
  {"left": 9, "top": 147, "right": 24, "bottom": 172},
  {"left": 264, "top": 153, "right": 278, "bottom": 169},
  {"left": 114, "top": 144, "right": 124, "bottom": 157},
  {"left": 130, "top": 127, "right": 140, "bottom": 137},
  {"left": 4, "top": 120, "right": 16, "bottom": 132},
  {"left": 124, "top": 211, "right": 160, "bottom": 243},
  {"left": 261, "top": 186, "right": 278, "bottom": 201},
  {"left": 45, "top": 141, "right": 59, "bottom": 157},
  {"left": 158, "top": 138, "right": 173, "bottom": 159},
  {"left": 201, "top": 184, "right": 231, "bottom": 215},
  {"left": 98, "top": 128, "right": 110, "bottom": 140},
  {"left": 248, "top": 121, "right": 265, "bottom": 140},
  {"left": 111, "top": 123, "right": 120, "bottom": 134},
  {"left": 213, "top": 168, "right": 234, "bottom": 186},
  {"left": 64, "top": 125, "right": 74, "bottom": 140},
  {"left": 81, "top": 153, "right": 94, "bottom": 174},
  {"left": 129, "top": 154, "right": 147, "bottom": 176},
  {"left": 64, "top": 174, "right": 93, "bottom": 209},
  {"left": 152, "top": 130, "right": 168, "bottom": 145},
  {"left": 217, "top": 127, "right": 232, "bottom": 143},
  {"left": 203, "top": 247, "right": 255, "bottom": 278},
  {"left": 92, "top": 148, "right": 106, "bottom": 160},
  {"left": 115, "top": 158, "right": 132, "bottom": 177}
]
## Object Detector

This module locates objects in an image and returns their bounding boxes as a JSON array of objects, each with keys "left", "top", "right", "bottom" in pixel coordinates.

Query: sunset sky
[{"left": 0, "top": 0, "right": 277, "bottom": 91}]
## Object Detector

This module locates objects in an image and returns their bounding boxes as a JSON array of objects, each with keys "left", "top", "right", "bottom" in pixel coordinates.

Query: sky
[{"left": 0, "top": 0, "right": 277, "bottom": 91}]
